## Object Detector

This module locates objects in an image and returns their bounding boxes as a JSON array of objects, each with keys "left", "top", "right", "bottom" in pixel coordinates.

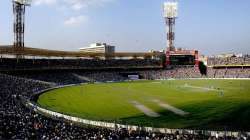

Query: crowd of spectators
[
  {"left": 11, "top": 67, "right": 250, "bottom": 86},
  {"left": 137, "top": 67, "right": 250, "bottom": 79},
  {"left": 13, "top": 72, "right": 128, "bottom": 85},
  {"left": 139, "top": 67, "right": 202, "bottom": 80},
  {"left": 15, "top": 72, "right": 88, "bottom": 85},
  {"left": 207, "top": 55, "right": 250, "bottom": 66},
  {"left": 207, "top": 68, "right": 250, "bottom": 78},
  {"left": 10, "top": 67, "right": 203, "bottom": 85},
  {"left": 75, "top": 72, "right": 128, "bottom": 82}
]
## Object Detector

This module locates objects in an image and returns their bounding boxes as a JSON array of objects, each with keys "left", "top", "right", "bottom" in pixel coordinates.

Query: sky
[{"left": 0, "top": 0, "right": 250, "bottom": 55}]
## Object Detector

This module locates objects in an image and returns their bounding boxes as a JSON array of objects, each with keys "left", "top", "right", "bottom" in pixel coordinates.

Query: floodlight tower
[
  {"left": 163, "top": 0, "right": 178, "bottom": 52},
  {"left": 13, "top": 0, "right": 31, "bottom": 56}
]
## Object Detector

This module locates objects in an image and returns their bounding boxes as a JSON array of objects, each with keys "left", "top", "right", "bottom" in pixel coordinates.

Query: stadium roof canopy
[{"left": 0, "top": 46, "right": 163, "bottom": 58}]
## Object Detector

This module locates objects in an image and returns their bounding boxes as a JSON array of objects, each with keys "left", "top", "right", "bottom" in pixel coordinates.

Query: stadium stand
[
  {"left": 207, "top": 68, "right": 250, "bottom": 78},
  {"left": 1, "top": 57, "right": 250, "bottom": 139},
  {"left": 1, "top": 73, "right": 249, "bottom": 140},
  {"left": 0, "top": 58, "right": 162, "bottom": 70},
  {"left": 16, "top": 72, "right": 88, "bottom": 85},
  {"left": 139, "top": 67, "right": 202, "bottom": 80},
  {"left": 207, "top": 55, "right": 250, "bottom": 66},
  {"left": 7, "top": 67, "right": 250, "bottom": 84}
]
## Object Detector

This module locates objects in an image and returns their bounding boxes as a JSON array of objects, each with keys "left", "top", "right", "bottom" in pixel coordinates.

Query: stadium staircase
[{"left": 72, "top": 73, "right": 92, "bottom": 82}]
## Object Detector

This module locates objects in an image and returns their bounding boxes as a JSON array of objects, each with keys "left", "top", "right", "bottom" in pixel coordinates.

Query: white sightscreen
[
  {"left": 128, "top": 75, "right": 139, "bottom": 80},
  {"left": 163, "top": 2, "right": 178, "bottom": 18},
  {"left": 14, "top": 0, "right": 32, "bottom": 5}
]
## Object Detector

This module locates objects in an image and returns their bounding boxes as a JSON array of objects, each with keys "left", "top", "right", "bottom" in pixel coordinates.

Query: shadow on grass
[{"left": 118, "top": 100, "right": 250, "bottom": 131}]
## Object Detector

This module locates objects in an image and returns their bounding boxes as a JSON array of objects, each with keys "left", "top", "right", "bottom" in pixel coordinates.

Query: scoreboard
[
  {"left": 166, "top": 50, "right": 199, "bottom": 66},
  {"left": 169, "top": 55, "right": 195, "bottom": 65}
]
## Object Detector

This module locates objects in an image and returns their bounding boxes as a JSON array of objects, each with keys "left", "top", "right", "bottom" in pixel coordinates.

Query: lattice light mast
[
  {"left": 163, "top": 0, "right": 178, "bottom": 52},
  {"left": 13, "top": 0, "right": 31, "bottom": 56}
]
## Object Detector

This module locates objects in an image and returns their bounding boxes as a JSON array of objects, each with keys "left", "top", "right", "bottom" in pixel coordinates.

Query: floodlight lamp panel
[
  {"left": 14, "top": 0, "right": 32, "bottom": 6},
  {"left": 163, "top": 1, "right": 178, "bottom": 18}
]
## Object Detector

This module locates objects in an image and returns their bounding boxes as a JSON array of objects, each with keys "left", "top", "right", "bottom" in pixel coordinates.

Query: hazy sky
[{"left": 0, "top": 0, "right": 250, "bottom": 55}]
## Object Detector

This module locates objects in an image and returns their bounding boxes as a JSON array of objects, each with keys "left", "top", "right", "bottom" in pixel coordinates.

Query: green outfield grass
[{"left": 37, "top": 79, "right": 250, "bottom": 131}]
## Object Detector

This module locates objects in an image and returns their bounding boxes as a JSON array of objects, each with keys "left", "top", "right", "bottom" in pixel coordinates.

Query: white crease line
[
  {"left": 131, "top": 101, "right": 160, "bottom": 117},
  {"left": 153, "top": 99, "right": 189, "bottom": 116}
]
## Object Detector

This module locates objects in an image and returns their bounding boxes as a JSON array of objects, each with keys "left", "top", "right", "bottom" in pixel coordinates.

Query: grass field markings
[
  {"left": 151, "top": 82, "right": 161, "bottom": 84},
  {"left": 130, "top": 101, "right": 161, "bottom": 117},
  {"left": 110, "top": 86, "right": 151, "bottom": 98},
  {"left": 38, "top": 80, "right": 250, "bottom": 129},
  {"left": 182, "top": 84, "right": 219, "bottom": 92},
  {"left": 152, "top": 99, "right": 189, "bottom": 116}
]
